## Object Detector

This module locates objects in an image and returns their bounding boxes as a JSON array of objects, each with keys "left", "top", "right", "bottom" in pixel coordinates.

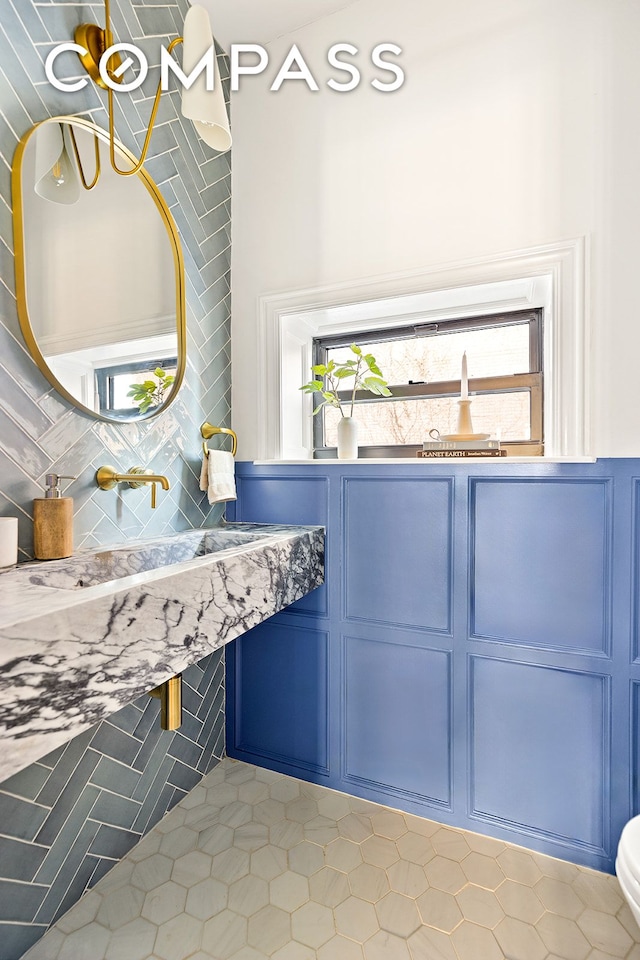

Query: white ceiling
[{"left": 196, "top": 0, "right": 361, "bottom": 51}]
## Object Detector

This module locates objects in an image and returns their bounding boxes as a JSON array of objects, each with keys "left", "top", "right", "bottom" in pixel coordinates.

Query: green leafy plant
[
  {"left": 301, "top": 343, "right": 392, "bottom": 417},
  {"left": 128, "top": 368, "right": 175, "bottom": 414}
]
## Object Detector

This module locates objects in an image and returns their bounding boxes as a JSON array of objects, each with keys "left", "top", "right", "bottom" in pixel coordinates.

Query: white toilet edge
[
  {"left": 616, "top": 861, "right": 640, "bottom": 931},
  {"left": 617, "top": 845, "right": 640, "bottom": 883},
  {"left": 616, "top": 855, "right": 640, "bottom": 903}
]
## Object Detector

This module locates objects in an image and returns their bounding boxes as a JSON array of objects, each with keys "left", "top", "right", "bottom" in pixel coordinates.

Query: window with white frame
[
  {"left": 257, "top": 240, "right": 588, "bottom": 461},
  {"left": 312, "top": 308, "right": 544, "bottom": 458}
]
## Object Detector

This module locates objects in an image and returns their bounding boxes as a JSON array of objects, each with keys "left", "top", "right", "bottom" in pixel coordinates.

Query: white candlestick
[{"left": 461, "top": 351, "right": 468, "bottom": 400}]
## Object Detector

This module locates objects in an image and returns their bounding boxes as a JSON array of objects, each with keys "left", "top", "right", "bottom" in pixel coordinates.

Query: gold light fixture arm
[
  {"left": 68, "top": 127, "right": 101, "bottom": 190},
  {"left": 106, "top": 36, "right": 184, "bottom": 177},
  {"left": 104, "top": 0, "right": 114, "bottom": 50},
  {"left": 75, "top": 0, "right": 184, "bottom": 177}
]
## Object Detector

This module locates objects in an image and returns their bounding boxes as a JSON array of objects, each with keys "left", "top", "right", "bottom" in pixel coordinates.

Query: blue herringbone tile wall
[
  {"left": 0, "top": 0, "right": 232, "bottom": 557},
  {"left": 0, "top": 2, "right": 231, "bottom": 956},
  {"left": 0, "top": 652, "right": 225, "bottom": 959}
]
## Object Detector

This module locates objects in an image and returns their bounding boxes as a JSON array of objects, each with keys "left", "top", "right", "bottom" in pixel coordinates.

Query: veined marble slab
[{"left": 0, "top": 523, "right": 324, "bottom": 780}]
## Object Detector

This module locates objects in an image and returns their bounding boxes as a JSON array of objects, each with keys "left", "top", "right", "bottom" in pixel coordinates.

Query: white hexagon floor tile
[{"left": 21, "top": 758, "right": 640, "bottom": 960}]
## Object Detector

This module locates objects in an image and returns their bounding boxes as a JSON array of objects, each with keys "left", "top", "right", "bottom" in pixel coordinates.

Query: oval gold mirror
[{"left": 12, "top": 116, "right": 186, "bottom": 422}]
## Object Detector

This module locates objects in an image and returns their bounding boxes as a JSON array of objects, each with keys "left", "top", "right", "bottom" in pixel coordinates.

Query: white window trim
[{"left": 257, "top": 238, "right": 589, "bottom": 461}]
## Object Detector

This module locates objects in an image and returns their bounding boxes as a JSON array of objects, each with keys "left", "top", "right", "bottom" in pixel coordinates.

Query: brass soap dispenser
[{"left": 33, "top": 474, "right": 76, "bottom": 560}]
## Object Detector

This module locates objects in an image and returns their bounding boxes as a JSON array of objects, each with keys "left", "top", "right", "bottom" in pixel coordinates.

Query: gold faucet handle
[
  {"left": 96, "top": 465, "right": 119, "bottom": 490},
  {"left": 124, "top": 466, "right": 151, "bottom": 489}
]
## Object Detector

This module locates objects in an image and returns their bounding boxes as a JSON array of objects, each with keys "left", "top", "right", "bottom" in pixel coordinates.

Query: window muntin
[{"left": 313, "top": 309, "right": 543, "bottom": 457}]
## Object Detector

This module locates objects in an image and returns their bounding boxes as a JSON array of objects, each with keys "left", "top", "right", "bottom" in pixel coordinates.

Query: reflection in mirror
[
  {"left": 34, "top": 123, "right": 81, "bottom": 204},
  {"left": 13, "top": 117, "right": 186, "bottom": 422}
]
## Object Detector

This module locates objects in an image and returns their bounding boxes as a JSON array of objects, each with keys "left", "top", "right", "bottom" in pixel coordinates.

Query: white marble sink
[
  {"left": 23, "top": 528, "right": 273, "bottom": 590},
  {"left": 0, "top": 522, "right": 324, "bottom": 780}
]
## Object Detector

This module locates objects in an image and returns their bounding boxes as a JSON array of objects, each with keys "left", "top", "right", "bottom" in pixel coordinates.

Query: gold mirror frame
[{"left": 12, "top": 116, "right": 187, "bottom": 423}]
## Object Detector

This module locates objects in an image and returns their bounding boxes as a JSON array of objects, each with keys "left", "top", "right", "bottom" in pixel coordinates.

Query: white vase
[{"left": 337, "top": 416, "right": 358, "bottom": 459}]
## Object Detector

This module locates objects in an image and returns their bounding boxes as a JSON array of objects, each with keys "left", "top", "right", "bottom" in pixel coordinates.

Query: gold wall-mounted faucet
[{"left": 96, "top": 465, "right": 170, "bottom": 509}]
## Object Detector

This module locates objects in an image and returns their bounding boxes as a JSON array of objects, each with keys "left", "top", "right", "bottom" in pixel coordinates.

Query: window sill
[{"left": 252, "top": 457, "right": 597, "bottom": 465}]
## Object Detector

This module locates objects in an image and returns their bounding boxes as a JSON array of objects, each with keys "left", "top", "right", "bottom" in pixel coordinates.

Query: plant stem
[
  {"left": 350, "top": 356, "right": 362, "bottom": 417},
  {"left": 327, "top": 370, "right": 344, "bottom": 416}
]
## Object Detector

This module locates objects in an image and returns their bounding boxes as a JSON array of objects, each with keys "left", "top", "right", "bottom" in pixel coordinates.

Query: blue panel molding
[
  {"left": 234, "top": 476, "right": 330, "bottom": 527},
  {"left": 631, "top": 479, "right": 640, "bottom": 663},
  {"left": 469, "top": 654, "right": 610, "bottom": 858},
  {"left": 227, "top": 617, "right": 330, "bottom": 777},
  {"left": 228, "top": 460, "right": 637, "bottom": 873},
  {"left": 342, "top": 476, "right": 454, "bottom": 634},
  {"left": 342, "top": 632, "right": 453, "bottom": 810},
  {"left": 233, "top": 475, "right": 329, "bottom": 618},
  {"left": 632, "top": 681, "right": 640, "bottom": 816},
  {"left": 470, "top": 478, "right": 612, "bottom": 657}
]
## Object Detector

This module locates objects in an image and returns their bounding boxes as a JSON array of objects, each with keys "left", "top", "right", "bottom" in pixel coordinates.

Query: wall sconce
[
  {"left": 34, "top": 122, "right": 102, "bottom": 204},
  {"left": 34, "top": 123, "right": 80, "bottom": 205},
  {"left": 74, "top": 0, "right": 231, "bottom": 177}
]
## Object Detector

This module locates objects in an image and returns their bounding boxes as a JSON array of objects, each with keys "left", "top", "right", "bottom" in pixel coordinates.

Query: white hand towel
[
  {"left": 200, "top": 450, "right": 236, "bottom": 505},
  {"left": 199, "top": 452, "right": 208, "bottom": 492}
]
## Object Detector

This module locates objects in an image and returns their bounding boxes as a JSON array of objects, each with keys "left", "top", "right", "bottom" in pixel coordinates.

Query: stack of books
[{"left": 417, "top": 439, "right": 506, "bottom": 458}]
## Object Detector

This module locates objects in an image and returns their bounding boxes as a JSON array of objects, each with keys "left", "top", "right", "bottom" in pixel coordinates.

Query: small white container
[{"left": 0, "top": 517, "right": 18, "bottom": 568}]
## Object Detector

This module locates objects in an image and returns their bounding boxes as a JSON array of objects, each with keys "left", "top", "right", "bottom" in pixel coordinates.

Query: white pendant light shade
[
  {"left": 181, "top": 5, "right": 232, "bottom": 153},
  {"left": 34, "top": 123, "right": 80, "bottom": 204}
]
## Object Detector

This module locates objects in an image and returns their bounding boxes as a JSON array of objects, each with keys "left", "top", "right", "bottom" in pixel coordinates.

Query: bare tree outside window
[{"left": 313, "top": 310, "right": 543, "bottom": 456}]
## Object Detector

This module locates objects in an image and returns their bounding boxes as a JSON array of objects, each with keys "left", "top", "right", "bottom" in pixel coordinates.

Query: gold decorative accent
[
  {"left": 12, "top": 116, "right": 187, "bottom": 423},
  {"left": 96, "top": 465, "right": 170, "bottom": 509},
  {"left": 149, "top": 675, "right": 182, "bottom": 730},
  {"left": 74, "top": 0, "right": 183, "bottom": 176},
  {"left": 74, "top": 21, "right": 123, "bottom": 90},
  {"left": 201, "top": 423, "right": 238, "bottom": 458},
  {"left": 68, "top": 126, "right": 101, "bottom": 190}
]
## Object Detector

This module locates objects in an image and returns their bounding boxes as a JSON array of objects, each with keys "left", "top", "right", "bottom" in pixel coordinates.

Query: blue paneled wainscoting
[{"left": 226, "top": 460, "right": 640, "bottom": 874}]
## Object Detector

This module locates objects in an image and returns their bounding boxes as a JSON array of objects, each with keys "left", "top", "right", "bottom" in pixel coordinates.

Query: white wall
[{"left": 231, "top": 0, "right": 640, "bottom": 459}]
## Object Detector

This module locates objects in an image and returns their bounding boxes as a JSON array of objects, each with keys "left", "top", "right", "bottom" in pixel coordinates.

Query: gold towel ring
[{"left": 201, "top": 422, "right": 238, "bottom": 458}]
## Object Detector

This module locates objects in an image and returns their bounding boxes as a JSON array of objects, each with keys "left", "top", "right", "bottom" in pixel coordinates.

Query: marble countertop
[{"left": 0, "top": 522, "right": 324, "bottom": 780}]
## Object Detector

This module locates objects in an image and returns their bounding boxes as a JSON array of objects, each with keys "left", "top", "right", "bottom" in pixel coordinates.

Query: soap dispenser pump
[{"left": 33, "top": 474, "right": 76, "bottom": 560}]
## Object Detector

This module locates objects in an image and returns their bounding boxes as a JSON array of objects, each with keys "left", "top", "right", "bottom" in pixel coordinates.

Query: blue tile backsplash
[
  {"left": 0, "top": 2, "right": 231, "bottom": 560},
  {"left": 0, "top": 1, "right": 231, "bottom": 955}
]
